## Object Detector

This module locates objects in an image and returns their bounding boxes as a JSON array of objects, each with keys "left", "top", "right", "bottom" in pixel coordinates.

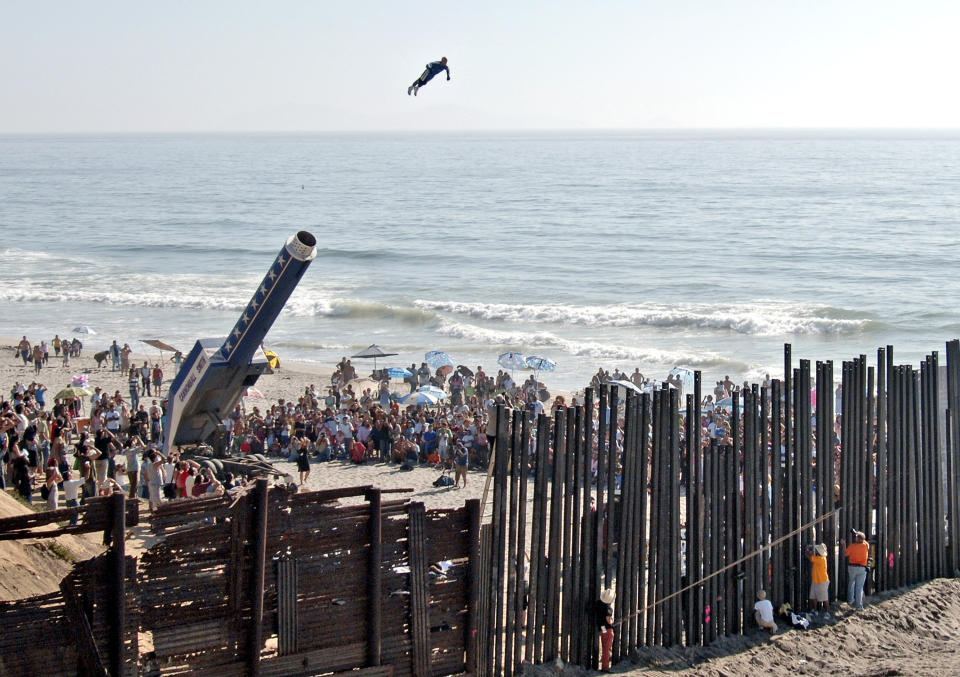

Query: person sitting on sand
[{"left": 754, "top": 590, "right": 777, "bottom": 632}]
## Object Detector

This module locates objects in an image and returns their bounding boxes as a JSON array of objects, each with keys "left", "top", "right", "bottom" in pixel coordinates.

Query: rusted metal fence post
[
  {"left": 366, "top": 488, "right": 382, "bottom": 666},
  {"left": 109, "top": 492, "right": 126, "bottom": 677},
  {"left": 249, "top": 478, "right": 269, "bottom": 676}
]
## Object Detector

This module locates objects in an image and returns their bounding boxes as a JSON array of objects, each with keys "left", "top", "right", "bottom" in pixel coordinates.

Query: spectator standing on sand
[
  {"left": 121, "top": 343, "right": 132, "bottom": 372},
  {"left": 149, "top": 400, "right": 163, "bottom": 443},
  {"left": 52, "top": 335, "right": 61, "bottom": 357},
  {"left": 807, "top": 542, "right": 830, "bottom": 617},
  {"left": 296, "top": 441, "right": 310, "bottom": 484},
  {"left": 43, "top": 461, "right": 62, "bottom": 510},
  {"left": 128, "top": 367, "right": 140, "bottom": 410},
  {"left": 754, "top": 590, "right": 777, "bottom": 632},
  {"left": 595, "top": 588, "right": 615, "bottom": 672},
  {"left": 842, "top": 530, "right": 870, "bottom": 610},
  {"left": 110, "top": 340, "right": 121, "bottom": 371},
  {"left": 454, "top": 443, "right": 469, "bottom": 488},
  {"left": 123, "top": 437, "right": 143, "bottom": 500},
  {"left": 32, "top": 344, "right": 43, "bottom": 375},
  {"left": 171, "top": 350, "right": 183, "bottom": 374},
  {"left": 140, "top": 361, "right": 151, "bottom": 396},
  {"left": 152, "top": 363, "right": 163, "bottom": 397}
]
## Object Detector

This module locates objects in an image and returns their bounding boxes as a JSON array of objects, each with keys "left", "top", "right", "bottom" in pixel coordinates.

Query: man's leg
[
  {"left": 852, "top": 567, "right": 867, "bottom": 608},
  {"left": 600, "top": 628, "right": 614, "bottom": 670}
]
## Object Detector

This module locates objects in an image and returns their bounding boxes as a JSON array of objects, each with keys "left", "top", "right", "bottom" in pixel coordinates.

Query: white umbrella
[
  {"left": 606, "top": 378, "right": 643, "bottom": 395},
  {"left": 72, "top": 325, "right": 96, "bottom": 335},
  {"left": 398, "top": 390, "right": 445, "bottom": 406}
]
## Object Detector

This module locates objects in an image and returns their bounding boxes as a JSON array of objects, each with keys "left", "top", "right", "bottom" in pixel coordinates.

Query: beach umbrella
[
  {"left": 716, "top": 396, "right": 745, "bottom": 411},
  {"left": 456, "top": 365, "right": 474, "bottom": 377},
  {"left": 55, "top": 386, "right": 92, "bottom": 400},
  {"left": 424, "top": 350, "right": 454, "bottom": 370},
  {"left": 263, "top": 350, "right": 280, "bottom": 369},
  {"left": 641, "top": 380, "right": 666, "bottom": 394},
  {"left": 668, "top": 366, "right": 696, "bottom": 393},
  {"left": 398, "top": 390, "right": 445, "bottom": 406},
  {"left": 244, "top": 387, "right": 265, "bottom": 398},
  {"left": 525, "top": 355, "right": 557, "bottom": 373},
  {"left": 606, "top": 378, "right": 643, "bottom": 395},
  {"left": 72, "top": 325, "right": 96, "bottom": 335},
  {"left": 416, "top": 385, "right": 447, "bottom": 398},
  {"left": 142, "top": 338, "right": 179, "bottom": 360},
  {"left": 387, "top": 366, "right": 413, "bottom": 379},
  {"left": 497, "top": 351, "right": 527, "bottom": 371},
  {"left": 351, "top": 344, "right": 397, "bottom": 371}
]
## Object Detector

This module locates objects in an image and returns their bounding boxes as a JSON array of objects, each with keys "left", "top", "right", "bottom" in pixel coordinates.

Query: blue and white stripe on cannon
[{"left": 162, "top": 231, "right": 317, "bottom": 454}]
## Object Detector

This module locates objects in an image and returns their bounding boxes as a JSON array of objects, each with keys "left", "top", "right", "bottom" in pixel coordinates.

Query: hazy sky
[{"left": 2, "top": 1, "right": 957, "bottom": 132}]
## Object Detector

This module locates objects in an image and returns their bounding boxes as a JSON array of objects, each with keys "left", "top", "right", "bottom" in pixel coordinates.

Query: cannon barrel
[{"left": 162, "top": 231, "right": 317, "bottom": 454}]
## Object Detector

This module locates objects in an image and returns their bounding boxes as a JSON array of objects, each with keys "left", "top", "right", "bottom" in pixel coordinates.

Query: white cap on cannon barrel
[{"left": 284, "top": 230, "right": 318, "bottom": 262}]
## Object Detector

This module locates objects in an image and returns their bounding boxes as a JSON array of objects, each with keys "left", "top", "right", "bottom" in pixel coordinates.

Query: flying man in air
[{"left": 407, "top": 56, "right": 450, "bottom": 96}]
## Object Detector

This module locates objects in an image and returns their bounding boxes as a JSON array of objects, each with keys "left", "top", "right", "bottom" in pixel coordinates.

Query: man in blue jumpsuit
[{"left": 408, "top": 57, "right": 450, "bottom": 96}]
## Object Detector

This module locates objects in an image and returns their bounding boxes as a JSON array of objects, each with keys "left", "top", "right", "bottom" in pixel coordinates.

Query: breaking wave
[
  {"left": 435, "top": 319, "right": 746, "bottom": 370},
  {"left": 416, "top": 299, "right": 868, "bottom": 336}
]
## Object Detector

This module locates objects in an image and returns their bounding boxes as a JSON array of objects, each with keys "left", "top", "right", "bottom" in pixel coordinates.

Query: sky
[{"left": 1, "top": 0, "right": 958, "bottom": 132}]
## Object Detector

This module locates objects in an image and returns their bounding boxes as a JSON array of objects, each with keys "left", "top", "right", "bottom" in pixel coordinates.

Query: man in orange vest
[{"left": 842, "top": 530, "right": 870, "bottom": 610}]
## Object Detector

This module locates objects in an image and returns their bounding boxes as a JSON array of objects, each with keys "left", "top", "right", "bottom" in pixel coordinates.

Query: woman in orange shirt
[{"left": 808, "top": 542, "right": 830, "bottom": 617}]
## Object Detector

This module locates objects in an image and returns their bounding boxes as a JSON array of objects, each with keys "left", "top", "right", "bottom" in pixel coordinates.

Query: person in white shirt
[
  {"left": 62, "top": 476, "right": 85, "bottom": 525},
  {"left": 104, "top": 403, "right": 121, "bottom": 433},
  {"left": 754, "top": 590, "right": 777, "bottom": 632}
]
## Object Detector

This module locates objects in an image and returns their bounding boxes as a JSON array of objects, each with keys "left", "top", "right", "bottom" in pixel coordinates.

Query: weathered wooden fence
[
  {"left": 0, "top": 493, "right": 138, "bottom": 676},
  {"left": 476, "top": 341, "right": 960, "bottom": 674},
  {"left": 139, "top": 481, "right": 476, "bottom": 676},
  {"left": 0, "top": 483, "right": 476, "bottom": 677}
]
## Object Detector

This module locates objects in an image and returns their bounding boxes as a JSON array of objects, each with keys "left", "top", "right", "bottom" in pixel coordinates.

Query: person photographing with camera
[{"left": 842, "top": 530, "right": 870, "bottom": 610}]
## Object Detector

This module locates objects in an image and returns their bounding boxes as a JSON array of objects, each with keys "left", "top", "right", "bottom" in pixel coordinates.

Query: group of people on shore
[
  {"left": 15, "top": 334, "right": 86, "bottom": 374},
  {"left": 1, "top": 375, "right": 173, "bottom": 512}
]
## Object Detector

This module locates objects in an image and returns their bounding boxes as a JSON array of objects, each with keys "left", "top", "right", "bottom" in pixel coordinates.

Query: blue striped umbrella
[
  {"left": 424, "top": 350, "right": 455, "bottom": 370},
  {"left": 387, "top": 366, "right": 413, "bottom": 379},
  {"left": 525, "top": 356, "right": 557, "bottom": 373},
  {"left": 497, "top": 351, "right": 527, "bottom": 371}
]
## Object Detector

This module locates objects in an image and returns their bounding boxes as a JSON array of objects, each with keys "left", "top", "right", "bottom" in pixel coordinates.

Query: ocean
[{"left": 1, "top": 130, "right": 958, "bottom": 392}]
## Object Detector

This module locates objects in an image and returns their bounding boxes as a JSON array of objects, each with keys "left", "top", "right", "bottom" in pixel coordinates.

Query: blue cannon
[{"left": 162, "top": 231, "right": 317, "bottom": 454}]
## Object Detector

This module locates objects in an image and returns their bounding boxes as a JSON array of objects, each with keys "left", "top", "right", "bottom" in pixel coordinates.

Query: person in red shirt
[
  {"left": 842, "top": 530, "right": 870, "bottom": 610},
  {"left": 350, "top": 439, "right": 367, "bottom": 464}
]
